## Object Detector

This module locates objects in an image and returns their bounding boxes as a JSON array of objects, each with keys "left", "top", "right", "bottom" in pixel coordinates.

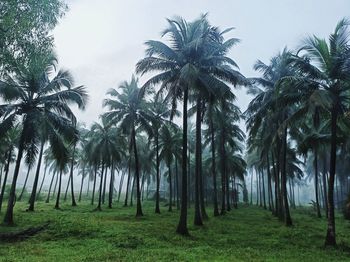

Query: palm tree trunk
[
  {"left": 37, "top": 163, "right": 48, "bottom": 200},
  {"left": 102, "top": 167, "right": 107, "bottom": 204},
  {"left": 210, "top": 117, "right": 219, "bottom": 216},
  {"left": 132, "top": 125, "right": 143, "bottom": 217},
  {"left": 322, "top": 156, "right": 329, "bottom": 218},
  {"left": 155, "top": 131, "right": 161, "bottom": 213},
  {"left": 220, "top": 127, "right": 226, "bottom": 215},
  {"left": 314, "top": 148, "right": 321, "bottom": 218},
  {"left": 176, "top": 88, "right": 189, "bottom": 235},
  {"left": 46, "top": 172, "right": 56, "bottom": 203},
  {"left": 117, "top": 170, "right": 125, "bottom": 202},
  {"left": 64, "top": 175, "right": 71, "bottom": 201},
  {"left": 0, "top": 150, "right": 12, "bottom": 212},
  {"left": 262, "top": 171, "right": 267, "bottom": 209},
  {"left": 267, "top": 154, "right": 274, "bottom": 213},
  {"left": 175, "top": 158, "right": 180, "bottom": 210},
  {"left": 188, "top": 149, "right": 191, "bottom": 207},
  {"left": 168, "top": 165, "right": 172, "bottom": 212},
  {"left": 282, "top": 128, "right": 292, "bottom": 226},
  {"left": 130, "top": 177, "right": 135, "bottom": 206},
  {"left": 96, "top": 163, "right": 105, "bottom": 211},
  {"left": 28, "top": 141, "right": 45, "bottom": 211},
  {"left": 4, "top": 131, "right": 25, "bottom": 225},
  {"left": 69, "top": 145, "right": 77, "bottom": 206},
  {"left": 54, "top": 170, "right": 63, "bottom": 210},
  {"left": 124, "top": 160, "right": 131, "bottom": 207},
  {"left": 325, "top": 106, "right": 337, "bottom": 246},
  {"left": 79, "top": 165, "right": 86, "bottom": 202},
  {"left": 108, "top": 164, "right": 114, "bottom": 208},
  {"left": 194, "top": 97, "right": 203, "bottom": 225},
  {"left": 91, "top": 165, "right": 97, "bottom": 205},
  {"left": 226, "top": 170, "right": 231, "bottom": 211},
  {"left": 18, "top": 165, "right": 30, "bottom": 201}
]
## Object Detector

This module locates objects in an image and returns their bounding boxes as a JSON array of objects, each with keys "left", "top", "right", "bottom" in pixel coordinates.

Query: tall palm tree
[
  {"left": 136, "top": 14, "right": 245, "bottom": 234},
  {"left": 285, "top": 19, "right": 350, "bottom": 245},
  {"left": 103, "top": 76, "right": 152, "bottom": 217},
  {"left": 0, "top": 51, "right": 87, "bottom": 225}
]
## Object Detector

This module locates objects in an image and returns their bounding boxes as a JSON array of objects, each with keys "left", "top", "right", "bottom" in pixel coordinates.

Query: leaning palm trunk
[
  {"left": 4, "top": 132, "right": 25, "bottom": 225},
  {"left": 132, "top": 125, "right": 143, "bottom": 217},
  {"left": 18, "top": 166, "right": 31, "bottom": 201},
  {"left": 0, "top": 150, "right": 12, "bottom": 212},
  {"left": 176, "top": 88, "right": 189, "bottom": 235},
  {"left": 117, "top": 170, "right": 125, "bottom": 202},
  {"left": 37, "top": 163, "right": 48, "bottom": 200},
  {"left": 46, "top": 172, "right": 56, "bottom": 203},
  {"left": 78, "top": 165, "right": 86, "bottom": 202},
  {"left": 28, "top": 141, "right": 45, "bottom": 211},
  {"left": 54, "top": 170, "right": 63, "bottom": 210},
  {"left": 325, "top": 107, "right": 337, "bottom": 246},
  {"left": 102, "top": 166, "right": 108, "bottom": 204}
]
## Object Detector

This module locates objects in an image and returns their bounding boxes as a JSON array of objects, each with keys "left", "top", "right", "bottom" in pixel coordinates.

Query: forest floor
[{"left": 0, "top": 200, "right": 349, "bottom": 261}]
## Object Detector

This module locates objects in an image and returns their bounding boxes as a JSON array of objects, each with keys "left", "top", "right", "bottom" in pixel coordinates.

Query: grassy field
[{"left": 0, "top": 200, "right": 349, "bottom": 261}]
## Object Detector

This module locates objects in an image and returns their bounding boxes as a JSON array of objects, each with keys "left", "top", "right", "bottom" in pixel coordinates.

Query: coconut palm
[
  {"left": 285, "top": 19, "right": 350, "bottom": 245},
  {"left": 0, "top": 51, "right": 87, "bottom": 225},
  {"left": 103, "top": 76, "right": 152, "bottom": 217}
]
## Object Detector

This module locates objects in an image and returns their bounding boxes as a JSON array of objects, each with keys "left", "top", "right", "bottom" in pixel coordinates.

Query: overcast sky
[{"left": 53, "top": 0, "right": 350, "bottom": 126}]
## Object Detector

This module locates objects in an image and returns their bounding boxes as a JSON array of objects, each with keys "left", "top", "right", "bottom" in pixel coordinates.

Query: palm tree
[
  {"left": 103, "top": 76, "right": 152, "bottom": 217},
  {"left": 285, "top": 19, "right": 350, "bottom": 245},
  {"left": 136, "top": 14, "right": 246, "bottom": 234},
  {"left": 0, "top": 51, "right": 87, "bottom": 225}
]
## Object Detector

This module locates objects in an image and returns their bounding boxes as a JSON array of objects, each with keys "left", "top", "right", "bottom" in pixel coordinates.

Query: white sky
[{"left": 53, "top": 0, "right": 350, "bottom": 126}]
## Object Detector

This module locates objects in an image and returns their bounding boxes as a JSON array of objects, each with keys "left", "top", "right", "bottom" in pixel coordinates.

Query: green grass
[{"left": 0, "top": 200, "right": 349, "bottom": 261}]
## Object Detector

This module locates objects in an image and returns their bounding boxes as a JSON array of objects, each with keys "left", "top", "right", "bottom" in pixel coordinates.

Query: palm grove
[{"left": 1, "top": 1, "right": 350, "bottom": 248}]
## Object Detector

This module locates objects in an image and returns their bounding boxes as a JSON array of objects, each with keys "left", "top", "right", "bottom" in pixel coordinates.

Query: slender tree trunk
[
  {"left": 130, "top": 177, "right": 135, "bottom": 206},
  {"left": 210, "top": 117, "right": 219, "bottom": 216},
  {"left": 46, "top": 172, "right": 56, "bottom": 203},
  {"left": 96, "top": 163, "right": 105, "bottom": 211},
  {"left": 0, "top": 150, "right": 12, "bottom": 212},
  {"left": 64, "top": 175, "right": 71, "bottom": 201},
  {"left": 325, "top": 106, "right": 337, "bottom": 246},
  {"left": 108, "top": 164, "right": 114, "bottom": 208},
  {"left": 87, "top": 176, "right": 90, "bottom": 197},
  {"left": 18, "top": 166, "right": 31, "bottom": 201},
  {"left": 314, "top": 148, "right": 321, "bottom": 218},
  {"left": 117, "top": 170, "right": 125, "bottom": 202},
  {"left": 250, "top": 171, "right": 253, "bottom": 205},
  {"left": 37, "top": 163, "right": 48, "bottom": 200},
  {"left": 188, "top": 149, "right": 191, "bottom": 207},
  {"left": 155, "top": 131, "right": 161, "bottom": 213},
  {"left": 226, "top": 170, "right": 231, "bottom": 211},
  {"left": 322, "top": 154, "right": 329, "bottom": 217},
  {"left": 28, "top": 141, "right": 45, "bottom": 211},
  {"left": 91, "top": 165, "right": 97, "bottom": 205},
  {"left": 194, "top": 97, "right": 203, "bottom": 225},
  {"left": 267, "top": 154, "right": 274, "bottom": 213},
  {"left": 220, "top": 127, "right": 226, "bottom": 215},
  {"left": 79, "top": 165, "right": 86, "bottom": 202},
  {"left": 282, "top": 128, "right": 292, "bottom": 226},
  {"left": 69, "top": 145, "right": 77, "bottom": 206},
  {"left": 124, "top": 160, "right": 131, "bottom": 207},
  {"left": 54, "top": 170, "right": 63, "bottom": 210},
  {"left": 4, "top": 131, "right": 25, "bottom": 225},
  {"left": 102, "top": 166, "right": 107, "bottom": 204},
  {"left": 256, "top": 170, "right": 259, "bottom": 206},
  {"left": 176, "top": 88, "right": 189, "bottom": 235},
  {"left": 262, "top": 171, "right": 267, "bottom": 209},
  {"left": 132, "top": 125, "right": 143, "bottom": 217},
  {"left": 168, "top": 165, "right": 172, "bottom": 212},
  {"left": 175, "top": 158, "right": 180, "bottom": 210}
]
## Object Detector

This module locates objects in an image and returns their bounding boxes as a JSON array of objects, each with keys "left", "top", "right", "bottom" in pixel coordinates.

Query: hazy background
[{"left": 53, "top": 0, "right": 350, "bottom": 126}]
